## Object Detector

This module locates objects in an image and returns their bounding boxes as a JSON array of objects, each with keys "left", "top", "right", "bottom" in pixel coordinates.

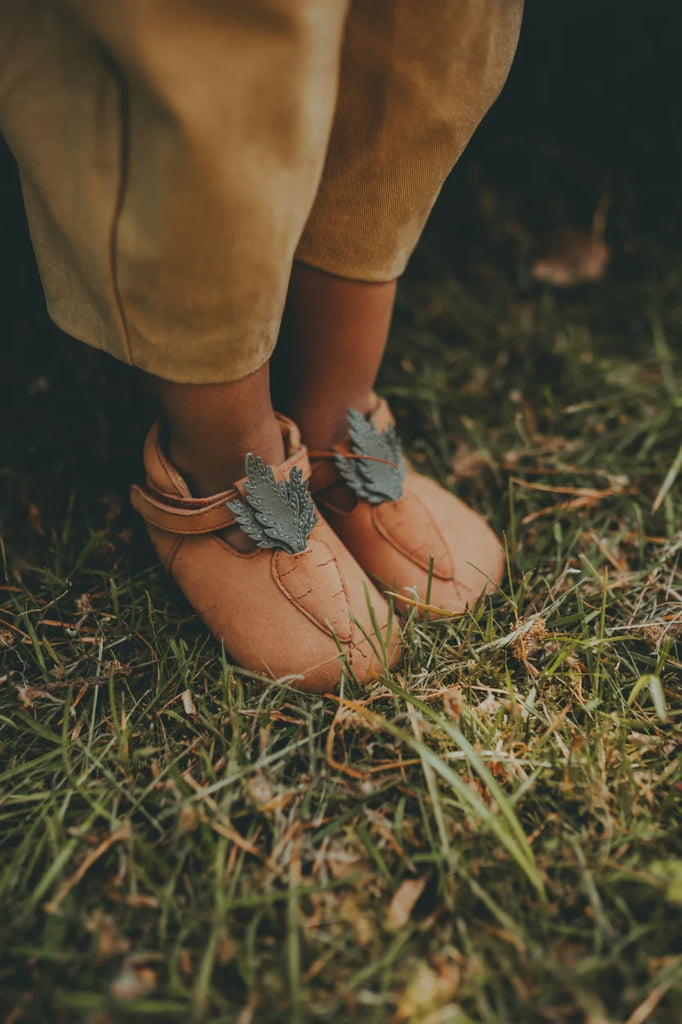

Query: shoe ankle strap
[
  {"left": 131, "top": 434, "right": 312, "bottom": 536},
  {"left": 309, "top": 395, "right": 398, "bottom": 494},
  {"left": 130, "top": 483, "right": 242, "bottom": 534}
]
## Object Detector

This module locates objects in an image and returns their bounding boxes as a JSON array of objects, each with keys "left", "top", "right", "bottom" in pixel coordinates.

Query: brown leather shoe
[
  {"left": 130, "top": 416, "right": 400, "bottom": 692},
  {"left": 309, "top": 397, "right": 504, "bottom": 619}
]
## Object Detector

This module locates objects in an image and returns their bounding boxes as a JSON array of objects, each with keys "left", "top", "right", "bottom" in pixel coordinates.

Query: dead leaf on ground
[
  {"left": 178, "top": 803, "right": 198, "bottom": 833},
  {"left": 326, "top": 837, "right": 372, "bottom": 881},
  {"left": 337, "top": 893, "right": 374, "bottom": 947},
  {"left": 0, "top": 629, "right": 15, "bottom": 648},
  {"left": 386, "top": 876, "right": 427, "bottom": 932},
  {"left": 532, "top": 227, "right": 610, "bottom": 287},
  {"left": 395, "top": 958, "right": 461, "bottom": 1021}
]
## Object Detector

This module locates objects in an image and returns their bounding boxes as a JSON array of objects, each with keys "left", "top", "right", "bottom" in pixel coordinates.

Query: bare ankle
[
  {"left": 290, "top": 391, "right": 374, "bottom": 450},
  {"left": 168, "top": 428, "right": 284, "bottom": 496},
  {"left": 151, "top": 363, "right": 285, "bottom": 497},
  {"left": 273, "top": 264, "right": 396, "bottom": 449}
]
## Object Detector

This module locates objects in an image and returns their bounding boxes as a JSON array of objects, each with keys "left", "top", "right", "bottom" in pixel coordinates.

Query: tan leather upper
[
  {"left": 310, "top": 397, "right": 505, "bottom": 617},
  {"left": 131, "top": 415, "right": 400, "bottom": 691},
  {"left": 130, "top": 417, "right": 310, "bottom": 535}
]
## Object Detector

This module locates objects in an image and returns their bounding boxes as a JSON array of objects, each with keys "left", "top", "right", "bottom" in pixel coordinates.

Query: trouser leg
[
  {"left": 0, "top": 0, "right": 349, "bottom": 383},
  {"left": 295, "top": 0, "right": 524, "bottom": 281},
  {"left": 0, "top": 0, "right": 523, "bottom": 384},
  {"left": 276, "top": 0, "right": 523, "bottom": 447}
]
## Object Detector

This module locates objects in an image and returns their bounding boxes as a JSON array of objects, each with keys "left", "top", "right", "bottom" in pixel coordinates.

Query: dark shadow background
[
  {"left": 467, "top": 0, "right": 682, "bottom": 236},
  {"left": 0, "top": 0, "right": 680, "bottom": 534}
]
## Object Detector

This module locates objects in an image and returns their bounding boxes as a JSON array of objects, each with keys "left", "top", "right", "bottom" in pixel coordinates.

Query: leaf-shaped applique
[
  {"left": 335, "top": 408, "right": 406, "bottom": 504},
  {"left": 226, "top": 455, "right": 316, "bottom": 554}
]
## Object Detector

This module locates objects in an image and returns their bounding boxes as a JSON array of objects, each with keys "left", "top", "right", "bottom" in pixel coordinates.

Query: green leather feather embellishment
[
  {"left": 226, "top": 454, "right": 316, "bottom": 554},
  {"left": 335, "top": 408, "right": 406, "bottom": 504}
]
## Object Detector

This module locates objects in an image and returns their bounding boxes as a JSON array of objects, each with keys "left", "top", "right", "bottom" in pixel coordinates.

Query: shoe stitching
[
  {"left": 371, "top": 490, "right": 454, "bottom": 580},
  {"left": 316, "top": 466, "right": 454, "bottom": 578},
  {"left": 162, "top": 537, "right": 395, "bottom": 687},
  {"left": 272, "top": 538, "right": 352, "bottom": 643},
  {"left": 139, "top": 506, "right": 235, "bottom": 536}
]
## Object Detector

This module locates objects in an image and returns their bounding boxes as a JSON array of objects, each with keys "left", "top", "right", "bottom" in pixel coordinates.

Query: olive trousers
[{"left": 0, "top": 0, "right": 523, "bottom": 383}]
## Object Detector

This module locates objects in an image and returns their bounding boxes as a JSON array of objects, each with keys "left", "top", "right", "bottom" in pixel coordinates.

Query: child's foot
[
  {"left": 309, "top": 397, "right": 504, "bottom": 618},
  {"left": 130, "top": 414, "right": 400, "bottom": 691}
]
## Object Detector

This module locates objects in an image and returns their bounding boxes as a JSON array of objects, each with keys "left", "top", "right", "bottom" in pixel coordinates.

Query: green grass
[{"left": 1, "top": 173, "right": 682, "bottom": 1023}]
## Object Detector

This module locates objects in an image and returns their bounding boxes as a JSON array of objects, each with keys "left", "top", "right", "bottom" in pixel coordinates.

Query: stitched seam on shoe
[
  {"left": 140, "top": 506, "right": 234, "bottom": 535},
  {"left": 270, "top": 544, "right": 348, "bottom": 638},
  {"left": 372, "top": 496, "right": 454, "bottom": 580},
  {"left": 272, "top": 539, "right": 352, "bottom": 643}
]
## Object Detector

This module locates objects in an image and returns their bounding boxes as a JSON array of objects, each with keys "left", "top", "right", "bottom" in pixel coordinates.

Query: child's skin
[{"left": 156, "top": 266, "right": 396, "bottom": 497}]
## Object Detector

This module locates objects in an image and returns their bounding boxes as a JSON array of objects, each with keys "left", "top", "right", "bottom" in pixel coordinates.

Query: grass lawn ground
[{"left": 2, "top": 80, "right": 682, "bottom": 1024}]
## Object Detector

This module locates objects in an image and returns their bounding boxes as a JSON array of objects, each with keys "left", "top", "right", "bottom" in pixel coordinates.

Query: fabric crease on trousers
[{"left": 0, "top": 0, "right": 523, "bottom": 384}]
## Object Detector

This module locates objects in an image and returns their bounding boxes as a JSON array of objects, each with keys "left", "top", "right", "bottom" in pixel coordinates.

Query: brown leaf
[
  {"left": 395, "top": 959, "right": 461, "bottom": 1021},
  {"left": 532, "top": 228, "right": 610, "bottom": 287},
  {"left": 386, "top": 876, "right": 427, "bottom": 931},
  {"left": 178, "top": 804, "right": 198, "bottom": 833},
  {"left": 336, "top": 893, "right": 374, "bottom": 947},
  {"left": 0, "top": 629, "right": 15, "bottom": 648},
  {"left": 326, "top": 837, "right": 372, "bottom": 880}
]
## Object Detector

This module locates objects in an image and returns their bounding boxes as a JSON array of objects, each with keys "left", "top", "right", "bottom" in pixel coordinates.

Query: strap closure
[
  {"left": 130, "top": 485, "right": 240, "bottom": 534},
  {"left": 309, "top": 395, "right": 397, "bottom": 494},
  {"left": 131, "top": 440, "right": 312, "bottom": 536}
]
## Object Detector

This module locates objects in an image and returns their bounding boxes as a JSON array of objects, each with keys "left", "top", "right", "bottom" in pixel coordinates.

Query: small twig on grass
[{"left": 44, "top": 819, "right": 132, "bottom": 915}]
